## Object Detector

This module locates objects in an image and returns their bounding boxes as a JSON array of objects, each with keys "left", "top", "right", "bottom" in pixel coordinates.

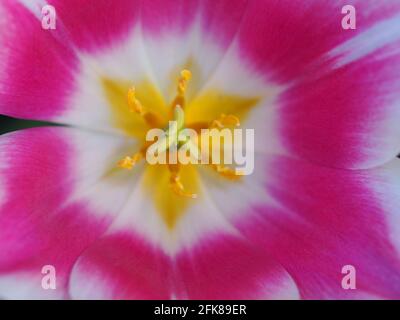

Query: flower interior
[{"left": 101, "top": 68, "right": 260, "bottom": 228}]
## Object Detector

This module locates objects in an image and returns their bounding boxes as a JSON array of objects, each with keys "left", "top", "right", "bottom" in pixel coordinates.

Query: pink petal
[
  {"left": 174, "top": 234, "right": 299, "bottom": 299},
  {"left": 238, "top": 156, "right": 400, "bottom": 299},
  {"left": 0, "top": 0, "right": 78, "bottom": 120},
  {"left": 0, "top": 0, "right": 140, "bottom": 127},
  {"left": 141, "top": 0, "right": 247, "bottom": 46},
  {"left": 237, "top": 0, "right": 400, "bottom": 82},
  {"left": 69, "top": 232, "right": 172, "bottom": 299},
  {"left": 0, "top": 127, "right": 134, "bottom": 298},
  {"left": 49, "top": 0, "right": 140, "bottom": 52},
  {"left": 279, "top": 40, "right": 400, "bottom": 169},
  {"left": 69, "top": 231, "right": 299, "bottom": 299}
]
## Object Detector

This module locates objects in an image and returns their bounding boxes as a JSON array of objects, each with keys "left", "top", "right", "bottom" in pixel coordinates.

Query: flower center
[
  {"left": 101, "top": 67, "right": 260, "bottom": 228},
  {"left": 117, "top": 70, "right": 243, "bottom": 199}
]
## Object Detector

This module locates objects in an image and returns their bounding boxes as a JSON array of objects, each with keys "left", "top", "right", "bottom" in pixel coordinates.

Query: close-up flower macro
[{"left": 1, "top": 0, "right": 400, "bottom": 301}]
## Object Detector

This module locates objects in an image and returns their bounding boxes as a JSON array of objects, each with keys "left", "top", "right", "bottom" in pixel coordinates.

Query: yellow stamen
[
  {"left": 178, "top": 69, "right": 192, "bottom": 94},
  {"left": 118, "top": 152, "right": 143, "bottom": 170},
  {"left": 127, "top": 87, "right": 144, "bottom": 115},
  {"left": 181, "top": 69, "right": 192, "bottom": 81},
  {"left": 169, "top": 164, "right": 197, "bottom": 198},
  {"left": 118, "top": 70, "right": 246, "bottom": 201},
  {"left": 127, "top": 86, "right": 164, "bottom": 128},
  {"left": 172, "top": 69, "right": 192, "bottom": 109},
  {"left": 201, "top": 114, "right": 244, "bottom": 180}
]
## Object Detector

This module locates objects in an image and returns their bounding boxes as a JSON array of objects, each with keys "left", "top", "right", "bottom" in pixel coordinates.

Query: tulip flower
[{"left": 0, "top": 0, "right": 400, "bottom": 299}]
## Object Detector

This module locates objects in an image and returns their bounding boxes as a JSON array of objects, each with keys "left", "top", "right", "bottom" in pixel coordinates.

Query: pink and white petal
[
  {"left": 182, "top": 1, "right": 400, "bottom": 164},
  {"left": 69, "top": 172, "right": 178, "bottom": 299},
  {"left": 69, "top": 232, "right": 172, "bottom": 300},
  {"left": 0, "top": 0, "right": 78, "bottom": 121},
  {"left": 237, "top": 0, "right": 400, "bottom": 83},
  {"left": 0, "top": 127, "right": 137, "bottom": 299},
  {"left": 48, "top": 0, "right": 140, "bottom": 53},
  {"left": 17, "top": 0, "right": 140, "bottom": 53},
  {"left": 0, "top": 0, "right": 146, "bottom": 135},
  {"left": 60, "top": 25, "right": 157, "bottom": 136},
  {"left": 236, "top": 156, "right": 400, "bottom": 299},
  {"left": 231, "top": 0, "right": 400, "bottom": 168},
  {"left": 68, "top": 155, "right": 298, "bottom": 299},
  {"left": 140, "top": 0, "right": 249, "bottom": 99},
  {"left": 69, "top": 230, "right": 299, "bottom": 300},
  {"left": 174, "top": 234, "right": 299, "bottom": 300},
  {"left": 68, "top": 162, "right": 244, "bottom": 258},
  {"left": 279, "top": 37, "right": 400, "bottom": 169}
]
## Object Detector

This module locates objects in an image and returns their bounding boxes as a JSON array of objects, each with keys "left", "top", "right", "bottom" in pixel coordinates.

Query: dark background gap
[{"left": 0, "top": 115, "right": 56, "bottom": 134}]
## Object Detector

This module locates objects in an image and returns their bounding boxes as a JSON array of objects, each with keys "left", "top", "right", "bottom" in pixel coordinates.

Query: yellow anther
[
  {"left": 210, "top": 114, "right": 240, "bottom": 129},
  {"left": 181, "top": 69, "right": 192, "bottom": 81},
  {"left": 171, "top": 69, "right": 192, "bottom": 110},
  {"left": 118, "top": 152, "right": 143, "bottom": 170},
  {"left": 170, "top": 172, "right": 197, "bottom": 199},
  {"left": 168, "top": 163, "right": 197, "bottom": 198},
  {"left": 211, "top": 164, "right": 243, "bottom": 180},
  {"left": 127, "top": 86, "right": 164, "bottom": 128},
  {"left": 177, "top": 69, "right": 192, "bottom": 96},
  {"left": 127, "top": 86, "right": 144, "bottom": 115}
]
